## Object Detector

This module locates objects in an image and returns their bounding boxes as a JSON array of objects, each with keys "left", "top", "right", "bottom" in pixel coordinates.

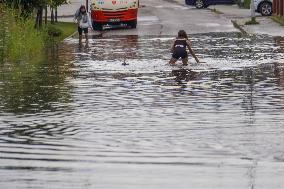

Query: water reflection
[
  {"left": 1, "top": 33, "right": 284, "bottom": 189},
  {"left": 274, "top": 36, "right": 284, "bottom": 53},
  {"left": 83, "top": 35, "right": 140, "bottom": 61},
  {"left": 169, "top": 69, "right": 199, "bottom": 94},
  {"left": 0, "top": 43, "right": 75, "bottom": 114},
  {"left": 171, "top": 69, "right": 198, "bottom": 83}
]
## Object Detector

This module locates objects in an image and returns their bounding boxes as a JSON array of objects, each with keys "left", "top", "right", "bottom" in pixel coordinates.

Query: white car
[{"left": 254, "top": 0, "right": 273, "bottom": 16}]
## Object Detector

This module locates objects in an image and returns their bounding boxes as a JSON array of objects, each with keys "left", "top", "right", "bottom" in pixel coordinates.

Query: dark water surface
[{"left": 1, "top": 33, "right": 284, "bottom": 189}]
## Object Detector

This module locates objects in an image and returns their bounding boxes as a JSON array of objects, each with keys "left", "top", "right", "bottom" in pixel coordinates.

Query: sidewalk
[
  {"left": 212, "top": 5, "right": 284, "bottom": 37},
  {"left": 50, "top": 0, "right": 85, "bottom": 22},
  {"left": 172, "top": 0, "right": 186, "bottom": 5},
  {"left": 172, "top": 1, "right": 284, "bottom": 37}
]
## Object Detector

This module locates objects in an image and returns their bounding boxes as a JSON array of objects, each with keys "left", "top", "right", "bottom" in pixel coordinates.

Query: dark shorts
[
  {"left": 172, "top": 50, "right": 188, "bottom": 60},
  {"left": 78, "top": 27, "right": 88, "bottom": 35}
]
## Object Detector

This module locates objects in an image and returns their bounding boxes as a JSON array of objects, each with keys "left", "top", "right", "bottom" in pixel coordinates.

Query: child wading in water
[
  {"left": 169, "top": 30, "right": 200, "bottom": 66},
  {"left": 74, "top": 5, "right": 93, "bottom": 44}
]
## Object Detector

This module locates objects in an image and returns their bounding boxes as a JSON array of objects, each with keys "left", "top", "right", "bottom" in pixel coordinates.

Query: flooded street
[{"left": 1, "top": 33, "right": 284, "bottom": 188}]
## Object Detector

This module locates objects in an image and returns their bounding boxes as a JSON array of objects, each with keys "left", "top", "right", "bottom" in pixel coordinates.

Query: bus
[{"left": 91, "top": 0, "right": 139, "bottom": 30}]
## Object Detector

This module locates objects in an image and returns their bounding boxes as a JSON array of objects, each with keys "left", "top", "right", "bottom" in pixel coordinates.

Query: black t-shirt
[{"left": 174, "top": 39, "right": 187, "bottom": 52}]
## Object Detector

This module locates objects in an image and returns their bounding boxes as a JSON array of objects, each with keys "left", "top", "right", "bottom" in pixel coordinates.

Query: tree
[
  {"left": 49, "top": 0, "right": 69, "bottom": 24},
  {"left": 2, "top": 0, "right": 69, "bottom": 28},
  {"left": 250, "top": 0, "right": 256, "bottom": 22}
]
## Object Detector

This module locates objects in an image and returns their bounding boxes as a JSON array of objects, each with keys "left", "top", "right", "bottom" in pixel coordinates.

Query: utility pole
[{"left": 86, "top": 0, "right": 89, "bottom": 12}]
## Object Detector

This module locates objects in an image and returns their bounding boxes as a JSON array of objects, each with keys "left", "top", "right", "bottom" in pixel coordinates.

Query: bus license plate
[{"left": 109, "top": 18, "right": 120, "bottom": 22}]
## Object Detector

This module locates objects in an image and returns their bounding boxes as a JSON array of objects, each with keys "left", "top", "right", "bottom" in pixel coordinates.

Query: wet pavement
[
  {"left": 56, "top": 0, "right": 237, "bottom": 34},
  {"left": 1, "top": 33, "right": 284, "bottom": 189},
  {"left": 100, "top": 0, "right": 237, "bottom": 35},
  {"left": 210, "top": 5, "right": 284, "bottom": 37}
]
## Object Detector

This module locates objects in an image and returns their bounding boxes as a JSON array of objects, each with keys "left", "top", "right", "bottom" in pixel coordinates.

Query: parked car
[
  {"left": 255, "top": 0, "right": 273, "bottom": 16},
  {"left": 185, "top": 0, "right": 235, "bottom": 9}
]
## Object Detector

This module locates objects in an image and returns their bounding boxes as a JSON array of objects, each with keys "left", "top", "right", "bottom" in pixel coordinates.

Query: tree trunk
[
  {"left": 39, "top": 6, "right": 43, "bottom": 28},
  {"left": 35, "top": 6, "right": 43, "bottom": 29},
  {"left": 55, "top": 7, "right": 58, "bottom": 23},
  {"left": 35, "top": 11, "right": 39, "bottom": 29},
  {"left": 45, "top": 6, "right": 48, "bottom": 25},
  {"left": 35, "top": 8, "right": 40, "bottom": 29},
  {"left": 51, "top": 7, "right": 55, "bottom": 24}
]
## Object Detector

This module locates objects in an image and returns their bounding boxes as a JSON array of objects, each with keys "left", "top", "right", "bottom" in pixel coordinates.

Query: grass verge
[
  {"left": 271, "top": 16, "right": 284, "bottom": 26},
  {"left": 0, "top": 4, "right": 77, "bottom": 63},
  {"left": 47, "top": 21, "right": 77, "bottom": 42},
  {"left": 245, "top": 18, "right": 260, "bottom": 25},
  {"left": 231, "top": 20, "right": 247, "bottom": 35},
  {"left": 0, "top": 6, "right": 46, "bottom": 63},
  {"left": 211, "top": 8, "right": 223, "bottom": 15}
]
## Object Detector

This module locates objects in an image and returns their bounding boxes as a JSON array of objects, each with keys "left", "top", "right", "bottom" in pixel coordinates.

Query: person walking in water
[
  {"left": 169, "top": 30, "right": 200, "bottom": 66},
  {"left": 74, "top": 5, "right": 93, "bottom": 44}
]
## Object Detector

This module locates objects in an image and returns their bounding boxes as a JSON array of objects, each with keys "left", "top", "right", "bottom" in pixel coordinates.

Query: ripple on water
[{"left": 1, "top": 33, "right": 284, "bottom": 188}]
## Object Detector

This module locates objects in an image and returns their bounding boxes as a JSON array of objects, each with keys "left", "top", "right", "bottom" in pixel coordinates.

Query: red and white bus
[{"left": 91, "top": 0, "right": 139, "bottom": 30}]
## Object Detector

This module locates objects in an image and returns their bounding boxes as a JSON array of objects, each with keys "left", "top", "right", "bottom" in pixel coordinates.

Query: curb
[
  {"left": 65, "top": 31, "right": 78, "bottom": 40},
  {"left": 208, "top": 7, "right": 248, "bottom": 35},
  {"left": 231, "top": 20, "right": 247, "bottom": 35}
]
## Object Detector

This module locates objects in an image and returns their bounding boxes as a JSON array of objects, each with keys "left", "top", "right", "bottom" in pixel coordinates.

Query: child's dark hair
[
  {"left": 178, "top": 30, "right": 188, "bottom": 40},
  {"left": 80, "top": 5, "right": 86, "bottom": 10}
]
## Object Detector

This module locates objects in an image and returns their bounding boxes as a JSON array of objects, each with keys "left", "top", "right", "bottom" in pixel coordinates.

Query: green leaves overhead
[{"left": 2, "top": 0, "right": 69, "bottom": 14}]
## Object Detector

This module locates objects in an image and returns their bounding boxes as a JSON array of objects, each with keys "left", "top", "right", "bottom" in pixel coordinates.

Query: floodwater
[{"left": 1, "top": 33, "right": 284, "bottom": 189}]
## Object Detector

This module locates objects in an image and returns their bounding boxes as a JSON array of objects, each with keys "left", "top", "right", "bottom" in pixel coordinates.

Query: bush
[
  {"left": 236, "top": 0, "right": 251, "bottom": 9},
  {"left": 244, "top": 0, "right": 251, "bottom": 9},
  {"left": 47, "top": 25, "right": 63, "bottom": 37}
]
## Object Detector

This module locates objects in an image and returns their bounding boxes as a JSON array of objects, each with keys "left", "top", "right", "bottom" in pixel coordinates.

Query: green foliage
[
  {"left": 271, "top": 16, "right": 284, "bottom": 26},
  {"left": 0, "top": 5, "right": 45, "bottom": 62},
  {"left": 50, "top": 0, "right": 69, "bottom": 8},
  {"left": 47, "top": 25, "right": 63, "bottom": 37},
  {"left": 49, "top": 22, "right": 77, "bottom": 41},
  {"left": 0, "top": 4, "right": 76, "bottom": 63},
  {"left": 245, "top": 17, "right": 260, "bottom": 25},
  {"left": 244, "top": 0, "right": 251, "bottom": 9},
  {"left": 0, "top": 8, "right": 7, "bottom": 62},
  {"left": 2, "top": 0, "right": 69, "bottom": 27},
  {"left": 2, "top": 0, "right": 69, "bottom": 13},
  {"left": 236, "top": 0, "right": 251, "bottom": 9}
]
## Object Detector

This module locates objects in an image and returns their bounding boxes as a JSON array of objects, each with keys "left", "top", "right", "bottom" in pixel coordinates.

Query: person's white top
[{"left": 74, "top": 10, "right": 92, "bottom": 29}]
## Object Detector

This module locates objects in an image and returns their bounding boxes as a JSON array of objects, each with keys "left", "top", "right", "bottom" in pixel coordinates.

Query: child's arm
[
  {"left": 170, "top": 40, "right": 175, "bottom": 53},
  {"left": 87, "top": 14, "right": 93, "bottom": 30},
  {"left": 186, "top": 40, "right": 200, "bottom": 63},
  {"left": 74, "top": 9, "right": 80, "bottom": 23}
]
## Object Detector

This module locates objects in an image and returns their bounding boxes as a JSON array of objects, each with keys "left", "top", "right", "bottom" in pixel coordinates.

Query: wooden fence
[{"left": 273, "top": 0, "right": 284, "bottom": 16}]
